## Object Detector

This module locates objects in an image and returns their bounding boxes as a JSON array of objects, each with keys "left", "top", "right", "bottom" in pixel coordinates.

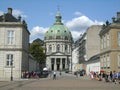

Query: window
[
  {"left": 62, "top": 58, "right": 65, "bottom": 64},
  {"left": 118, "top": 32, "right": 120, "bottom": 46},
  {"left": 49, "top": 36, "right": 52, "bottom": 40},
  {"left": 6, "top": 54, "right": 13, "bottom": 66},
  {"left": 103, "top": 35, "right": 106, "bottom": 48},
  {"left": 51, "top": 58, "right": 55, "bottom": 64},
  {"left": 65, "top": 45, "right": 68, "bottom": 51},
  {"left": 57, "top": 44, "right": 60, "bottom": 51},
  {"left": 118, "top": 55, "right": 120, "bottom": 67},
  {"left": 57, "top": 30, "right": 60, "bottom": 32},
  {"left": 56, "top": 36, "right": 60, "bottom": 39},
  {"left": 100, "top": 37, "right": 103, "bottom": 49},
  {"left": 7, "top": 30, "right": 15, "bottom": 45},
  {"left": 65, "top": 36, "right": 68, "bottom": 40},
  {"left": 49, "top": 45, "right": 52, "bottom": 52},
  {"left": 106, "top": 55, "right": 110, "bottom": 68},
  {"left": 106, "top": 33, "right": 110, "bottom": 47}
]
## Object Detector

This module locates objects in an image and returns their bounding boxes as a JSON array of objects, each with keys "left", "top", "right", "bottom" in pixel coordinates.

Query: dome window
[
  {"left": 65, "top": 36, "right": 68, "bottom": 40},
  {"left": 51, "top": 30, "right": 53, "bottom": 32},
  {"left": 49, "top": 36, "right": 52, "bottom": 40},
  {"left": 56, "top": 36, "right": 60, "bottom": 39},
  {"left": 58, "top": 30, "right": 60, "bottom": 32},
  {"left": 65, "top": 45, "right": 68, "bottom": 51}
]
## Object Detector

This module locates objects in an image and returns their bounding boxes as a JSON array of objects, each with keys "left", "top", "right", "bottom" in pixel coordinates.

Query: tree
[{"left": 29, "top": 41, "right": 46, "bottom": 70}]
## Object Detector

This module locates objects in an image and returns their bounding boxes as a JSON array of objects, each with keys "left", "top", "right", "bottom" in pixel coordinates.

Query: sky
[{"left": 0, "top": 0, "right": 120, "bottom": 42}]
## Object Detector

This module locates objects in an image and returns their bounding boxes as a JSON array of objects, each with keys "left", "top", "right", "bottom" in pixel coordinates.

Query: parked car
[{"left": 39, "top": 70, "right": 49, "bottom": 78}]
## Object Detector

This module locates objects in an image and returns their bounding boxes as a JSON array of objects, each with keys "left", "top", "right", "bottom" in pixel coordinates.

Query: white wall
[{"left": 86, "top": 62, "right": 100, "bottom": 75}]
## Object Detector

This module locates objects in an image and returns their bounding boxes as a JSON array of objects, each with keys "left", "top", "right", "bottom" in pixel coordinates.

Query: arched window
[
  {"left": 65, "top": 36, "right": 68, "bottom": 40},
  {"left": 57, "top": 44, "right": 60, "bottom": 52},
  {"left": 49, "top": 45, "right": 52, "bottom": 52},
  {"left": 65, "top": 45, "right": 67, "bottom": 51},
  {"left": 56, "top": 36, "right": 60, "bottom": 39},
  {"left": 49, "top": 36, "right": 52, "bottom": 40}
]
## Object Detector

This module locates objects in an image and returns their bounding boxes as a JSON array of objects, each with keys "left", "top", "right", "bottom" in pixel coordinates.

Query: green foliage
[{"left": 29, "top": 42, "right": 46, "bottom": 64}]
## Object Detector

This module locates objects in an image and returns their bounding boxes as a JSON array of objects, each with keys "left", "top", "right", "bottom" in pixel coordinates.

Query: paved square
[{"left": 0, "top": 73, "right": 120, "bottom": 90}]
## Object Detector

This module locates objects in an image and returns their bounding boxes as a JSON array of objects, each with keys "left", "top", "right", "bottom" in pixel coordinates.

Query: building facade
[
  {"left": 85, "top": 54, "right": 100, "bottom": 75},
  {"left": 77, "top": 25, "right": 102, "bottom": 71},
  {"left": 72, "top": 46, "right": 79, "bottom": 72},
  {"left": 79, "top": 25, "right": 102, "bottom": 62},
  {"left": 99, "top": 12, "right": 120, "bottom": 72},
  {"left": 44, "top": 11, "right": 73, "bottom": 71},
  {"left": 0, "top": 8, "right": 30, "bottom": 80}
]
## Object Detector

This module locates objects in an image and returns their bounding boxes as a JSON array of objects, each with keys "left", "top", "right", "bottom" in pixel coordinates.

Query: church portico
[{"left": 46, "top": 56, "right": 70, "bottom": 71}]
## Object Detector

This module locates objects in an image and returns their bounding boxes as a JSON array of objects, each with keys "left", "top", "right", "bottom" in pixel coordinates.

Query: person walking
[
  {"left": 109, "top": 71, "right": 113, "bottom": 82},
  {"left": 113, "top": 71, "right": 117, "bottom": 84},
  {"left": 59, "top": 70, "right": 62, "bottom": 76},
  {"left": 53, "top": 71, "right": 56, "bottom": 80}
]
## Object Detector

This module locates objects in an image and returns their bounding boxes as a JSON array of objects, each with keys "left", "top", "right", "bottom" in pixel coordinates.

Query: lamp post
[{"left": 11, "top": 60, "right": 13, "bottom": 81}]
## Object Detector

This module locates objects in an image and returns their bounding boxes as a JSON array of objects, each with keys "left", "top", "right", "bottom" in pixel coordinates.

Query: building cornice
[
  {"left": 0, "top": 48, "right": 28, "bottom": 53},
  {"left": 0, "top": 22, "right": 30, "bottom": 34},
  {"left": 100, "top": 49, "right": 120, "bottom": 55}
]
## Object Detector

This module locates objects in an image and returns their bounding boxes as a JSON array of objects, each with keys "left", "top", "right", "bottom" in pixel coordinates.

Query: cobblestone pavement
[{"left": 0, "top": 72, "right": 120, "bottom": 90}]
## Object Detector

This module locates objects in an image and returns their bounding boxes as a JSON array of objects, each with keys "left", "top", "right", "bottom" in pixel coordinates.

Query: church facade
[{"left": 44, "top": 11, "right": 73, "bottom": 71}]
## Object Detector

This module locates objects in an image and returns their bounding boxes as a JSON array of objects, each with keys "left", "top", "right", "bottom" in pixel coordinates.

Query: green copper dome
[{"left": 44, "top": 11, "right": 73, "bottom": 41}]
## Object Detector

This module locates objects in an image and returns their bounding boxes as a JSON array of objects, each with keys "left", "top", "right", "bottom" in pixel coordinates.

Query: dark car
[{"left": 39, "top": 70, "right": 49, "bottom": 78}]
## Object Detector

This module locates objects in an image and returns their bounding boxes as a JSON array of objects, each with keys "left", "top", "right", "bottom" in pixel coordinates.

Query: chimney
[
  {"left": 8, "top": 8, "right": 12, "bottom": 14},
  {"left": 117, "top": 12, "right": 120, "bottom": 20}
]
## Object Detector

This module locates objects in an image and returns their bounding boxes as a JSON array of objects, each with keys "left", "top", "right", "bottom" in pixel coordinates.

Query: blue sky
[{"left": 0, "top": 0, "right": 120, "bottom": 42}]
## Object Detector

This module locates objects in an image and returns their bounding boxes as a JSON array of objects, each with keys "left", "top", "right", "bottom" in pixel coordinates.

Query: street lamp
[{"left": 11, "top": 59, "right": 13, "bottom": 81}]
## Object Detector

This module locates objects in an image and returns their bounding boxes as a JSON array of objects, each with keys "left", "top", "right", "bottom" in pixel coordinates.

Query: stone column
[
  {"left": 54, "top": 58, "right": 56, "bottom": 70},
  {"left": 65, "top": 58, "right": 67, "bottom": 69},
  {"left": 60, "top": 58, "right": 62, "bottom": 70},
  {"left": 68, "top": 44, "right": 69, "bottom": 53},
  {"left": 63, "top": 44, "right": 65, "bottom": 52}
]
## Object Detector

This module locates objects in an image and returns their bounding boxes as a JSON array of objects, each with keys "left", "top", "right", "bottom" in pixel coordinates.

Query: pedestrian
[
  {"left": 53, "top": 71, "right": 56, "bottom": 80},
  {"left": 117, "top": 72, "right": 120, "bottom": 84},
  {"left": 109, "top": 71, "right": 113, "bottom": 82},
  {"left": 59, "top": 70, "right": 62, "bottom": 76},
  {"left": 76, "top": 71, "right": 78, "bottom": 78},
  {"left": 113, "top": 71, "right": 117, "bottom": 84}
]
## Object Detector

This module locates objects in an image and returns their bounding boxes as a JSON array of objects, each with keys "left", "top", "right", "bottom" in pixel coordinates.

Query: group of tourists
[
  {"left": 22, "top": 70, "right": 39, "bottom": 79},
  {"left": 89, "top": 71, "right": 120, "bottom": 84}
]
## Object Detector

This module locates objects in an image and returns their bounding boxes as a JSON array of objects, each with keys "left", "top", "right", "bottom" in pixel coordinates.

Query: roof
[
  {"left": 44, "top": 11, "right": 73, "bottom": 41},
  {"left": 0, "top": 13, "right": 19, "bottom": 22}
]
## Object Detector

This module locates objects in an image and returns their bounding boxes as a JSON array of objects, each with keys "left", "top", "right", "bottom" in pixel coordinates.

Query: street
[{"left": 0, "top": 72, "right": 120, "bottom": 90}]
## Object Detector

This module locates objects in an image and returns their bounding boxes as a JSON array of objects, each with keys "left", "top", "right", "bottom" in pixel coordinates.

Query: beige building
[
  {"left": 79, "top": 25, "right": 102, "bottom": 63},
  {"left": 75, "top": 25, "right": 102, "bottom": 72},
  {"left": 99, "top": 12, "right": 120, "bottom": 72},
  {"left": 0, "top": 8, "right": 30, "bottom": 80}
]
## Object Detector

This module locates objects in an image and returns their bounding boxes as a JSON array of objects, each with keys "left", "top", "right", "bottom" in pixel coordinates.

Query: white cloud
[
  {"left": 74, "top": 11, "right": 83, "bottom": 16},
  {"left": 65, "top": 15, "right": 103, "bottom": 40},
  {"left": 30, "top": 26, "right": 48, "bottom": 42},
  {"left": 13, "top": 9, "right": 27, "bottom": 18}
]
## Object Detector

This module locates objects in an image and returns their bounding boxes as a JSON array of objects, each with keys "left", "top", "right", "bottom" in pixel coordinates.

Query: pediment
[{"left": 51, "top": 52, "right": 65, "bottom": 56}]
